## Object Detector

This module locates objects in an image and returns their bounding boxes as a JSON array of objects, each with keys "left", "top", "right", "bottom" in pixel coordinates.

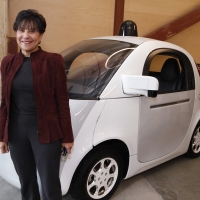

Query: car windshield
[{"left": 61, "top": 39, "right": 137, "bottom": 99}]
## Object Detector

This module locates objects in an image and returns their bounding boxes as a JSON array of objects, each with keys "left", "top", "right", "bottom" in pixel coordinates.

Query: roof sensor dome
[{"left": 118, "top": 20, "right": 138, "bottom": 36}]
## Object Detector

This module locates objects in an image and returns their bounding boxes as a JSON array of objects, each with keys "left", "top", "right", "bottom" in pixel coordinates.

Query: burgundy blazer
[{"left": 0, "top": 47, "right": 74, "bottom": 144}]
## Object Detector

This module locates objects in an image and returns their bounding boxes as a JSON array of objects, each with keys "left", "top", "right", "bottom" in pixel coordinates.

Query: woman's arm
[
  {"left": 54, "top": 54, "right": 74, "bottom": 144},
  {"left": 0, "top": 58, "right": 8, "bottom": 144}
]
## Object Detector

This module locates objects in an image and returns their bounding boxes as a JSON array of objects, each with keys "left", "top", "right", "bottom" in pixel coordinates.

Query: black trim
[
  {"left": 150, "top": 99, "right": 190, "bottom": 109},
  {"left": 148, "top": 90, "right": 157, "bottom": 97}
]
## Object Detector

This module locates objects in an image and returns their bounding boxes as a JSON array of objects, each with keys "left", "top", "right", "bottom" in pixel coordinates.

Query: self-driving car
[{"left": 0, "top": 36, "right": 200, "bottom": 200}]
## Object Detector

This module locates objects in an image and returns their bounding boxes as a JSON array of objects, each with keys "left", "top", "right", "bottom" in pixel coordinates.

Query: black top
[{"left": 10, "top": 57, "right": 36, "bottom": 115}]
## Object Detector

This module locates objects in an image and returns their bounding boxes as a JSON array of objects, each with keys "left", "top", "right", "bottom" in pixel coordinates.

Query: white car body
[{"left": 0, "top": 36, "right": 200, "bottom": 199}]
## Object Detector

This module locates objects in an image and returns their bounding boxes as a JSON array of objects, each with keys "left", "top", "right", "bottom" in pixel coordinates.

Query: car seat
[{"left": 159, "top": 58, "right": 183, "bottom": 92}]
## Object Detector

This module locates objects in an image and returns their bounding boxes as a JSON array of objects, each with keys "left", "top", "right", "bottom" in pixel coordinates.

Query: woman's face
[{"left": 16, "top": 23, "right": 43, "bottom": 57}]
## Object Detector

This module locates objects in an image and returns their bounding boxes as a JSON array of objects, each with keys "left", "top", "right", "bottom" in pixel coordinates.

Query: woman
[{"left": 0, "top": 9, "right": 74, "bottom": 200}]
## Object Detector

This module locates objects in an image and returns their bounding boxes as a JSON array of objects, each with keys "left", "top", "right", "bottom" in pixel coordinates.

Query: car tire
[
  {"left": 187, "top": 123, "right": 200, "bottom": 158},
  {"left": 70, "top": 145, "right": 123, "bottom": 200}
]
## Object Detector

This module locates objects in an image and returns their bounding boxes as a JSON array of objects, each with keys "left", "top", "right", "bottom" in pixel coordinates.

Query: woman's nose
[{"left": 23, "top": 30, "right": 29, "bottom": 38}]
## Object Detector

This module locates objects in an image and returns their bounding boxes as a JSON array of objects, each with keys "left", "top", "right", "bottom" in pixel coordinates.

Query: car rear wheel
[
  {"left": 70, "top": 146, "right": 123, "bottom": 200},
  {"left": 187, "top": 124, "right": 200, "bottom": 158}
]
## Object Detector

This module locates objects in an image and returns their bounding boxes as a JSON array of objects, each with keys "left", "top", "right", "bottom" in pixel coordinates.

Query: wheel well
[
  {"left": 94, "top": 140, "right": 129, "bottom": 178},
  {"left": 69, "top": 140, "right": 128, "bottom": 199}
]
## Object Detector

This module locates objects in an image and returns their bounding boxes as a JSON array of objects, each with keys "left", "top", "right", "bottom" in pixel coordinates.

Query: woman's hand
[
  {"left": 0, "top": 142, "right": 9, "bottom": 154},
  {"left": 61, "top": 142, "right": 74, "bottom": 154}
]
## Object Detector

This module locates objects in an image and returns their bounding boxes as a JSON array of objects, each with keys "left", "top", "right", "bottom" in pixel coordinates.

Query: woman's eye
[
  {"left": 29, "top": 29, "right": 36, "bottom": 33},
  {"left": 18, "top": 28, "right": 24, "bottom": 32}
]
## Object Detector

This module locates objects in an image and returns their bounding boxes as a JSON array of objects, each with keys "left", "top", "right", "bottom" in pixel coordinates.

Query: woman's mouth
[{"left": 22, "top": 41, "right": 32, "bottom": 44}]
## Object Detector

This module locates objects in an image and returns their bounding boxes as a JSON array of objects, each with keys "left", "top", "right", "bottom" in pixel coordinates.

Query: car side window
[
  {"left": 149, "top": 55, "right": 185, "bottom": 93},
  {"left": 143, "top": 49, "right": 195, "bottom": 94}
]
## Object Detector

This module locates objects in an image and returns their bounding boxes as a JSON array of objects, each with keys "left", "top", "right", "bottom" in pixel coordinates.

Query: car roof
[{"left": 89, "top": 36, "right": 156, "bottom": 45}]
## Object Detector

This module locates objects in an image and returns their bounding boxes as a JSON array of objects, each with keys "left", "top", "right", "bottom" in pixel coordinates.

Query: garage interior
[{"left": 0, "top": 0, "right": 200, "bottom": 200}]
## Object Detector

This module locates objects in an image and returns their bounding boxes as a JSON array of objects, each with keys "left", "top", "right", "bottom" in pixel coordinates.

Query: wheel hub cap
[{"left": 87, "top": 157, "right": 118, "bottom": 199}]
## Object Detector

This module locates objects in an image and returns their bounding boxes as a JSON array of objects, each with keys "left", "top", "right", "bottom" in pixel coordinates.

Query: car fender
[{"left": 60, "top": 100, "right": 106, "bottom": 195}]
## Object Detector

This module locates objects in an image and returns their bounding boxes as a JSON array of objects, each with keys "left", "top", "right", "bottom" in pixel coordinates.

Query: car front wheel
[{"left": 70, "top": 146, "right": 123, "bottom": 200}]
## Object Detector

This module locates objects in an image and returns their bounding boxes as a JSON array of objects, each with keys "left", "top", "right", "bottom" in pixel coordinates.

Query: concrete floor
[{"left": 0, "top": 155, "right": 200, "bottom": 200}]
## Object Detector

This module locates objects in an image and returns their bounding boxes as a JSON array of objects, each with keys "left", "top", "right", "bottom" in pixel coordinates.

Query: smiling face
[{"left": 16, "top": 21, "right": 43, "bottom": 57}]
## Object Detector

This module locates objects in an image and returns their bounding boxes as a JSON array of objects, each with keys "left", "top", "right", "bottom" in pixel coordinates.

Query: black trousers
[{"left": 8, "top": 113, "right": 62, "bottom": 200}]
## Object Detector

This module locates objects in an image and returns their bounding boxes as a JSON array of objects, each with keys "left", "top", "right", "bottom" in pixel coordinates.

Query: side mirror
[{"left": 121, "top": 75, "right": 159, "bottom": 97}]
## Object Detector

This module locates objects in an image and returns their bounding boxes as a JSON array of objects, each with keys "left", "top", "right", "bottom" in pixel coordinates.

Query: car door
[{"left": 138, "top": 49, "right": 195, "bottom": 162}]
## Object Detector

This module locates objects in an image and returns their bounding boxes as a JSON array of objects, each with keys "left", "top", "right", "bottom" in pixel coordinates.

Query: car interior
[{"left": 149, "top": 55, "right": 185, "bottom": 93}]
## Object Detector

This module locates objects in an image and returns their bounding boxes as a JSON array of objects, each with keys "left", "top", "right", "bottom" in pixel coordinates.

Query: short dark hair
[{"left": 13, "top": 9, "right": 46, "bottom": 34}]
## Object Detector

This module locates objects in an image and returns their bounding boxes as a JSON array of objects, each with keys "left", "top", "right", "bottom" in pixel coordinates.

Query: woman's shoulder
[
  {"left": 1, "top": 54, "right": 17, "bottom": 64},
  {"left": 41, "top": 51, "right": 64, "bottom": 68},
  {"left": 41, "top": 50, "right": 63, "bottom": 60},
  {"left": 0, "top": 54, "right": 19, "bottom": 72}
]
